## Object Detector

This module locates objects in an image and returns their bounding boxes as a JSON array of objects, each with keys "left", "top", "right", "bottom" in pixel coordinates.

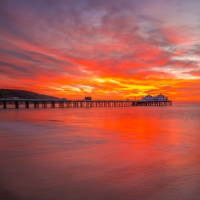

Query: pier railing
[{"left": 0, "top": 99, "right": 172, "bottom": 109}]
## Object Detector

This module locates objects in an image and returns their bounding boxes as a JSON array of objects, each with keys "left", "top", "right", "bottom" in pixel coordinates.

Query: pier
[{"left": 0, "top": 99, "right": 172, "bottom": 109}]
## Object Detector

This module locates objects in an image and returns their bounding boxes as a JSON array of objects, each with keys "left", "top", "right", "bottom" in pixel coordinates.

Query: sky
[{"left": 0, "top": 0, "right": 200, "bottom": 102}]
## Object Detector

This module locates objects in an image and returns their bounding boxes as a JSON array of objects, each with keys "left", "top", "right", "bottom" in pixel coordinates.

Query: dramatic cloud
[{"left": 0, "top": 0, "right": 200, "bottom": 102}]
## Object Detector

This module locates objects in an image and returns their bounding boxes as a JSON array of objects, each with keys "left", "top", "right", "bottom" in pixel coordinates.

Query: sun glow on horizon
[{"left": 0, "top": 0, "right": 200, "bottom": 103}]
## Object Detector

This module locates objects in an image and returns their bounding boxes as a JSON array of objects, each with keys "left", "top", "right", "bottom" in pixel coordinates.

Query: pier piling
[
  {"left": 15, "top": 101, "right": 19, "bottom": 109},
  {"left": 0, "top": 99, "right": 172, "bottom": 109},
  {"left": 25, "top": 102, "right": 29, "bottom": 108},
  {"left": 3, "top": 101, "right": 6, "bottom": 109}
]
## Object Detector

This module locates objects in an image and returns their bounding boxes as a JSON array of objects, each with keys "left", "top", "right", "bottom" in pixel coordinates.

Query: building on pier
[
  {"left": 84, "top": 97, "right": 92, "bottom": 101},
  {"left": 142, "top": 94, "right": 168, "bottom": 101},
  {"left": 61, "top": 98, "right": 67, "bottom": 101}
]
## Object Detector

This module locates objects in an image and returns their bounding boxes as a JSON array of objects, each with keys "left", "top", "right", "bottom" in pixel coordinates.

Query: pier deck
[{"left": 0, "top": 99, "right": 172, "bottom": 109}]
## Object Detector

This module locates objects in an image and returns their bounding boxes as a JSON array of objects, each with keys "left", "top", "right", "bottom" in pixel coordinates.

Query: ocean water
[{"left": 0, "top": 104, "right": 200, "bottom": 200}]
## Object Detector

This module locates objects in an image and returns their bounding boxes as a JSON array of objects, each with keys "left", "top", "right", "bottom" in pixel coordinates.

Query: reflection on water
[{"left": 0, "top": 105, "right": 200, "bottom": 200}]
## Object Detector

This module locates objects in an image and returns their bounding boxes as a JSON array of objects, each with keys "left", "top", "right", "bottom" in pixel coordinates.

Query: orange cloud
[{"left": 0, "top": 0, "right": 200, "bottom": 103}]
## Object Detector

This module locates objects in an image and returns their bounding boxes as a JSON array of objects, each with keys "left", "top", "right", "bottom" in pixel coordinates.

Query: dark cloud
[
  {"left": 0, "top": 61, "right": 29, "bottom": 73},
  {"left": 0, "top": 0, "right": 199, "bottom": 100}
]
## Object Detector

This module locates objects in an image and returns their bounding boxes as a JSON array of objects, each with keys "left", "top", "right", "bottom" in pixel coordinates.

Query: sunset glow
[{"left": 0, "top": 0, "right": 200, "bottom": 102}]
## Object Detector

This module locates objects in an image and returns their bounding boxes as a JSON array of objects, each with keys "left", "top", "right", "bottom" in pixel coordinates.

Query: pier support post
[
  {"left": 3, "top": 101, "right": 6, "bottom": 109},
  {"left": 51, "top": 102, "right": 55, "bottom": 108},
  {"left": 15, "top": 101, "right": 19, "bottom": 109},
  {"left": 42, "top": 102, "right": 48, "bottom": 108},
  {"left": 25, "top": 101, "right": 29, "bottom": 108},
  {"left": 34, "top": 102, "right": 39, "bottom": 108},
  {"left": 59, "top": 102, "right": 64, "bottom": 108}
]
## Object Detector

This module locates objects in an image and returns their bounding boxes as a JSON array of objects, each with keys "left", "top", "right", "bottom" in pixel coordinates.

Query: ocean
[{"left": 0, "top": 104, "right": 200, "bottom": 200}]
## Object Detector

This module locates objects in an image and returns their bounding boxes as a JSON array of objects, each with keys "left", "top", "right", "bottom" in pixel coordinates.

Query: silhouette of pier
[{"left": 0, "top": 99, "right": 172, "bottom": 109}]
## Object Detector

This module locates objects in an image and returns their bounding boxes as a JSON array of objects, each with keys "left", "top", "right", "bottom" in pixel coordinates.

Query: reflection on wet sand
[{"left": 0, "top": 106, "right": 200, "bottom": 200}]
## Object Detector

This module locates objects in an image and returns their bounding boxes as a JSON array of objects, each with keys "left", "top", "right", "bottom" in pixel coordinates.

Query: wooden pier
[{"left": 0, "top": 99, "right": 172, "bottom": 109}]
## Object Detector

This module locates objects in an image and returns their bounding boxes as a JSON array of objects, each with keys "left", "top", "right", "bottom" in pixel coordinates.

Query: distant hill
[{"left": 0, "top": 89, "right": 60, "bottom": 99}]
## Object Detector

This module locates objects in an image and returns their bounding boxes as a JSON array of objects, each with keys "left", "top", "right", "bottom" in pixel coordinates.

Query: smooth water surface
[{"left": 0, "top": 105, "right": 200, "bottom": 200}]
